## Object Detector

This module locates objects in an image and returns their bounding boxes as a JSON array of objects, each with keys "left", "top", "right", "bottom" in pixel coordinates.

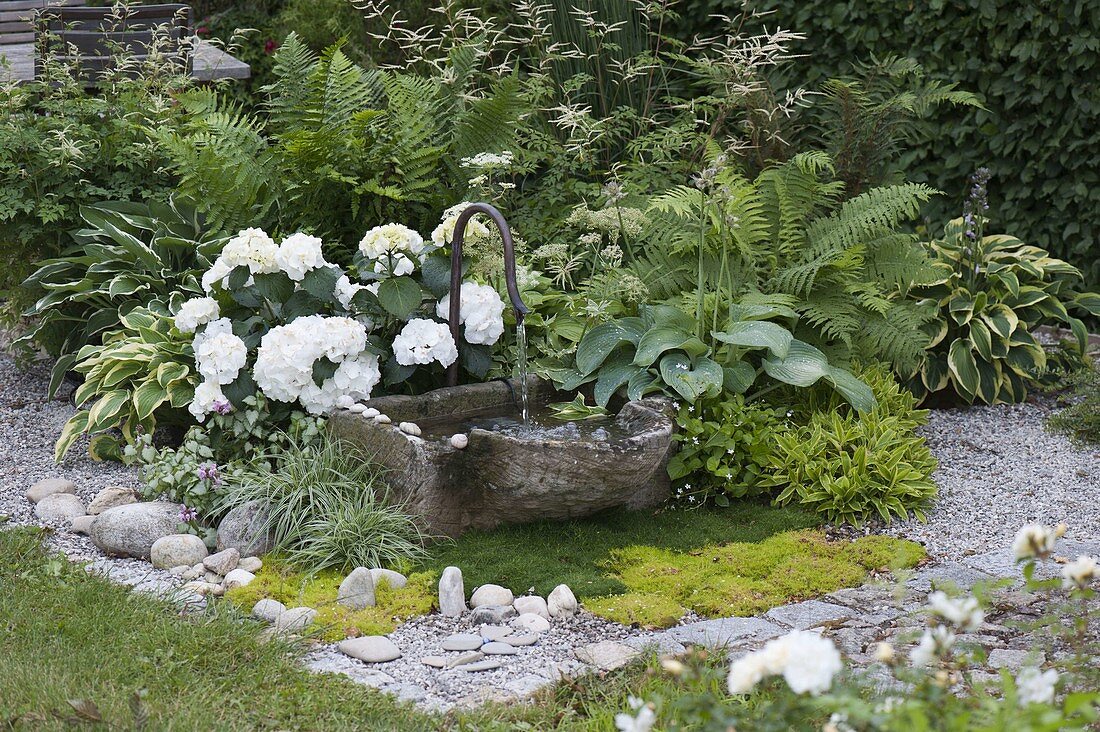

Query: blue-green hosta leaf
[
  {"left": 761, "top": 340, "right": 831, "bottom": 387},
  {"left": 576, "top": 323, "right": 634, "bottom": 375},
  {"left": 626, "top": 369, "right": 658, "bottom": 401},
  {"left": 823, "top": 367, "right": 876, "bottom": 412},
  {"left": 711, "top": 320, "right": 793, "bottom": 358},
  {"left": 723, "top": 361, "right": 757, "bottom": 394},
  {"left": 633, "top": 327, "right": 704, "bottom": 368},
  {"left": 594, "top": 352, "right": 640, "bottom": 407},
  {"left": 639, "top": 304, "right": 696, "bottom": 332},
  {"left": 658, "top": 353, "right": 723, "bottom": 403},
  {"left": 947, "top": 338, "right": 980, "bottom": 398}
]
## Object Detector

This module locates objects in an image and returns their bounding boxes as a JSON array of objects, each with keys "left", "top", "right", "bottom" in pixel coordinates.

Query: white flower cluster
[
  {"left": 392, "top": 318, "right": 457, "bottom": 368},
  {"left": 460, "top": 151, "right": 515, "bottom": 168},
  {"left": 188, "top": 318, "right": 247, "bottom": 422},
  {"left": 203, "top": 228, "right": 331, "bottom": 292},
  {"left": 436, "top": 282, "right": 505, "bottom": 345},
  {"left": 174, "top": 297, "right": 219, "bottom": 333},
  {"left": 927, "top": 591, "right": 984, "bottom": 632},
  {"left": 359, "top": 223, "right": 428, "bottom": 277},
  {"left": 253, "top": 315, "right": 380, "bottom": 415},
  {"left": 727, "top": 631, "right": 843, "bottom": 696},
  {"left": 432, "top": 202, "right": 491, "bottom": 246}
]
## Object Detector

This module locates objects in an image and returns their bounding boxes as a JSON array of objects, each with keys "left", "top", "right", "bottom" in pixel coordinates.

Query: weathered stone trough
[{"left": 329, "top": 378, "right": 675, "bottom": 538}]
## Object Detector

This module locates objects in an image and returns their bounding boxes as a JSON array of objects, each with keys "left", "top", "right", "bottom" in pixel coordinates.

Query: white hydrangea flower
[
  {"left": 201, "top": 258, "right": 233, "bottom": 293},
  {"left": 1016, "top": 667, "right": 1058, "bottom": 706},
  {"left": 372, "top": 252, "right": 416, "bottom": 277},
  {"left": 927, "top": 591, "right": 985, "bottom": 632},
  {"left": 1013, "top": 524, "right": 1058, "bottom": 561},
  {"left": 910, "top": 626, "right": 955, "bottom": 667},
  {"left": 253, "top": 315, "right": 378, "bottom": 414},
  {"left": 188, "top": 379, "right": 227, "bottom": 422},
  {"left": 359, "top": 223, "right": 427, "bottom": 261},
  {"left": 436, "top": 281, "right": 506, "bottom": 346},
  {"left": 392, "top": 318, "right": 458, "bottom": 367},
  {"left": 431, "top": 202, "right": 491, "bottom": 246},
  {"left": 220, "top": 227, "right": 279, "bottom": 274},
  {"left": 727, "top": 631, "right": 842, "bottom": 697},
  {"left": 174, "top": 297, "right": 220, "bottom": 333},
  {"left": 275, "top": 232, "right": 327, "bottom": 281},
  {"left": 193, "top": 318, "right": 247, "bottom": 385},
  {"left": 334, "top": 274, "right": 367, "bottom": 310},
  {"left": 1061, "top": 555, "right": 1098, "bottom": 590}
]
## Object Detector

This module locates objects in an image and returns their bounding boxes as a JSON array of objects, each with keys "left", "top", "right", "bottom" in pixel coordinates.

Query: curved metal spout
[{"left": 445, "top": 203, "right": 530, "bottom": 387}]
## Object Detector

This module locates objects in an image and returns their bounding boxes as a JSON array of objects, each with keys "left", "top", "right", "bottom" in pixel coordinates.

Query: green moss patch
[
  {"left": 225, "top": 560, "right": 437, "bottom": 642},
  {"left": 589, "top": 530, "right": 924, "bottom": 628}
]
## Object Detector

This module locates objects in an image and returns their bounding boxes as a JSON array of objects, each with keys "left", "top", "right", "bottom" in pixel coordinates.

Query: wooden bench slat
[
  {"left": 0, "top": 30, "right": 31, "bottom": 43},
  {"left": 0, "top": 0, "right": 84, "bottom": 11}
]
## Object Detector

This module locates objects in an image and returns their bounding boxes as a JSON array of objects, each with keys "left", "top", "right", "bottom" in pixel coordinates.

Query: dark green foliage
[
  {"left": 684, "top": 0, "right": 1100, "bottom": 284},
  {"left": 1048, "top": 363, "right": 1100, "bottom": 445}
]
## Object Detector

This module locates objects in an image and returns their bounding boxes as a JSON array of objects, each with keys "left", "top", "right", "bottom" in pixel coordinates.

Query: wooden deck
[{"left": 0, "top": 39, "right": 250, "bottom": 83}]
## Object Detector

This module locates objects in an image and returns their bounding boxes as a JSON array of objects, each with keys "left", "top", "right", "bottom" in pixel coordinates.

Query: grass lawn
[
  {"left": 0, "top": 526, "right": 736, "bottom": 731},
  {"left": 424, "top": 501, "right": 824, "bottom": 598}
]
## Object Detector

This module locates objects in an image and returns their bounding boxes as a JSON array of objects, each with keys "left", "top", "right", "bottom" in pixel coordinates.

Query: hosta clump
[
  {"left": 667, "top": 396, "right": 788, "bottom": 504},
  {"left": 761, "top": 368, "right": 937, "bottom": 524},
  {"left": 910, "top": 175, "right": 1090, "bottom": 404}
]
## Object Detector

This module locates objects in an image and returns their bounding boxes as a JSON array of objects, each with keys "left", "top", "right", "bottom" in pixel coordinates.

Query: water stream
[{"left": 516, "top": 317, "right": 529, "bottom": 426}]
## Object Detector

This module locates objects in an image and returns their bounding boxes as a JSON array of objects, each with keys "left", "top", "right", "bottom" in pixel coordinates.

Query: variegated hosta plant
[
  {"left": 56, "top": 306, "right": 196, "bottom": 461},
  {"left": 910, "top": 217, "right": 1086, "bottom": 404}
]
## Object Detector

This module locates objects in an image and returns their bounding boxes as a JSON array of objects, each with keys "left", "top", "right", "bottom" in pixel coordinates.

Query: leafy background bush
[{"left": 683, "top": 0, "right": 1100, "bottom": 284}]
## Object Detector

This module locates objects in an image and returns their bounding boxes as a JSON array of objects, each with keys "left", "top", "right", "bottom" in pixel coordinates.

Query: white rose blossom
[
  {"left": 1061, "top": 555, "right": 1098, "bottom": 590},
  {"left": 927, "top": 591, "right": 985, "bottom": 632},
  {"left": 275, "top": 232, "right": 327, "bottom": 281},
  {"left": 436, "top": 282, "right": 506, "bottom": 346},
  {"left": 193, "top": 319, "right": 247, "bottom": 385},
  {"left": 174, "top": 297, "right": 220, "bottom": 333},
  {"left": 431, "top": 202, "right": 491, "bottom": 246},
  {"left": 392, "top": 318, "right": 458, "bottom": 367},
  {"left": 1013, "top": 524, "right": 1058, "bottom": 561},
  {"left": 1016, "top": 667, "right": 1058, "bottom": 706},
  {"left": 727, "top": 631, "right": 842, "bottom": 696}
]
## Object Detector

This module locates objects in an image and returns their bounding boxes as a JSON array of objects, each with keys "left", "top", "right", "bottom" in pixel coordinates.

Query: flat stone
[
  {"left": 252, "top": 598, "right": 286, "bottom": 622},
  {"left": 86, "top": 486, "right": 138, "bottom": 515},
  {"left": 622, "top": 633, "right": 688, "bottom": 656},
  {"left": 988, "top": 648, "right": 1044, "bottom": 670},
  {"left": 445, "top": 651, "right": 485, "bottom": 669},
  {"left": 907, "top": 562, "right": 998, "bottom": 592},
  {"left": 150, "top": 534, "right": 209, "bottom": 570},
  {"left": 442, "top": 633, "right": 484, "bottom": 651},
  {"left": 26, "top": 478, "right": 76, "bottom": 504},
  {"left": 461, "top": 659, "right": 504, "bottom": 672},
  {"left": 513, "top": 595, "right": 549, "bottom": 619},
  {"left": 238, "top": 556, "right": 263, "bottom": 573},
  {"left": 438, "top": 566, "right": 466, "bottom": 617},
  {"left": 502, "top": 674, "right": 553, "bottom": 696},
  {"left": 203, "top": 547, "right": 240, "bottom": 576},
  {"left": 224, "top": 568, "right": 256, "bottom": 589},
  {"left": 205, "top": 571, "right": 224, "bottom": 584},
  {"left": 765, "top": 599, "right": 854, "bottom": 630},
  {"left": 502, "top": 633, "right": 539, "bottom": 647},
  {"left": 338, "top": 567, "right": 376, "bottom": 610},
  {"left": 547, "top": 584, "right": 578, "bottom": 618},
  {"left": 479, "top": 624, "right": 514, "bottom": 641},
  {"left": 167, "top": 565, "right": 190, "bottom": 577},
  {"left": 481, "top": 641, "right": 518, "bottom": 656},
  {"left": 666, "top": 617, "right": 785, "bottom": 649},
  {"left": 512, "top": 613, "right": 551, "bottom": 633},
  {"left": 825, "top": 584, "right": 898, "bottom": 609},
  {"left": 421, "top": 655, "right": 448, "bottom": 668},
  {"left": 182, "top": 580, "right": 221, "bottom": 597},
  {"left": 34, "top": 493, "right": 86, "bottom": 525},
  {"left": 574, "top": 640, "right": 640, "bottom": 671},
  {"left": 338, "top": 636, "right": 401, "bottom": 663},
  {"left": 470, "top": 584, "right": 513, "bottom": 608},
  {"left": 69, "top": 515, "right": 95, "bottom": 535},
  {"left": 369, "top": 568, "right": 408, "bottom": 590},
  {"left": 90, "top": 502, "right": 183, "bottom": 559},
  {"left": 469, "top": 604, "right": 516, "bottom": 625},
  {"left": 275, "top": 607, "right": 317, "bottom": 633}
]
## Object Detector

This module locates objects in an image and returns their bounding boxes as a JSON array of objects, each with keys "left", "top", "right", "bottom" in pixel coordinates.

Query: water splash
[{"left": 516, "top": 317, "right": 529, "bottom": 426}]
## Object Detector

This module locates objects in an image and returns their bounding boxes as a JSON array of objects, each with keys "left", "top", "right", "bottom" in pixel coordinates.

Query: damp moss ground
[
  {"left": 424, "top": 503, "right": 924, "bottom": 628},
  {"left": 425, "top": 502, "right": 824, "bottom": 599}
]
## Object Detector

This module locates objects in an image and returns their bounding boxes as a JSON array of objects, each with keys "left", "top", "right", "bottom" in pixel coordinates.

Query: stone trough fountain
[{"left": 330, "top": 203, "right": 675, "bottom": 538}]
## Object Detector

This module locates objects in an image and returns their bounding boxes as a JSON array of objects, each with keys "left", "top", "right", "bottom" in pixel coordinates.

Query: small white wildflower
[
  {"left": 1061, "top": 555, "right": 1098, "bottom": 590},
  {"left": 1016, "top": 667, "right": 1058, "bottom": 706},
  {"left": 1013, "top": 524, "right": 1058, "bottom": 561},
  {"left": 728, "top": 631, "right": 842, "bottom": 697},
  {"left": 873, "top": 642, "right": 895, "bottom": 664},
  {"left": 614, "top": 697, "right": 655, "bottom": 732},
  {"left": 927, "top": 591, "right": 985, "bottom": 632},
  {"left": 910, "top": 626, "right": 955, "bottom": 667}
]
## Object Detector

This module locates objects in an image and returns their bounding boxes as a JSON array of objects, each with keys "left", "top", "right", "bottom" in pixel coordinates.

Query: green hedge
[{"left": 683, "top": 0, "right": 1100, "bottom": 284}]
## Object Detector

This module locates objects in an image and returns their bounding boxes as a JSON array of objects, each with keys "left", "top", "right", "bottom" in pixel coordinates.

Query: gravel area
[{"left": 885, "top": 397, "right": 1100, "bottom": 561}]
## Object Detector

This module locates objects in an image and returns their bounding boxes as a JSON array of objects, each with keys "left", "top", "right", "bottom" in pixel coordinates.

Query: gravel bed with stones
[{"left": 883, "top": 397, "right": 1100, "bottom": 562}]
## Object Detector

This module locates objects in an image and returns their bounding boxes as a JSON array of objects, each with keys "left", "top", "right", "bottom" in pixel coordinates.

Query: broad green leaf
[
  {"left": 253, "top": 272, "right": 296, "bottom": 305},
  {"left": 723, "top": 361, "right": 757, "bottom": 393},
  {"left": 640, "top": 304, "right": 696, "bottom": 332},
  {"left": 761, "top": 340, "right": 831, "bottom": 387},
  {"left": 593, "top": 353, "right": 639, "bottom": 407},
  {"left": 420, "top": 254, "right": 457, "bottom": 299},
  {"left": 87, "top": 389, "right": 130, "bottom": 431},
  {"left": 920, "top": 352, "right": 950, "bottom": 392},
  {"left": 968, "top": 319, "right": 993, "bottom": 362},
  {"left": 1074, "top": 291, "right": 1100, "bottom": 316},
  {"left": 54, "top": 410, "right": 90, "bottom": 462},
  {"left": 376, "top": 276, "right": 423, "bottom": 319},
  {"left": 824, "top": 366, "right": 876, "bottom": 412},
  {"left": 658, "top": 353, "right": 723, "bottom": 402},
  {"left": 576, "top": 322, "right": 637, "bottom": 375},
  {"left": 947, "top": 339, "right": 980, "bottom": 398},
  {"left": 711, "top": 320, "right": 793, "bottom": 358},
  {"left": 300, "top": 265, "right": 343, "bottom": 304},
  {"left": 981, "top": 304, "right": 1019, "bottom": 338},
  {"left": 633, "top": 327, "right": 703, "bottom": 367},
  {"left": 132, "top": 379, "right": 169, "bottom": 420}
]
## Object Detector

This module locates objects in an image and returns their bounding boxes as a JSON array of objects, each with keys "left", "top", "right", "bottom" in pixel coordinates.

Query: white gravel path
[{"left": 885, "top": 399, "right": 1100, "bottom": 561}]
